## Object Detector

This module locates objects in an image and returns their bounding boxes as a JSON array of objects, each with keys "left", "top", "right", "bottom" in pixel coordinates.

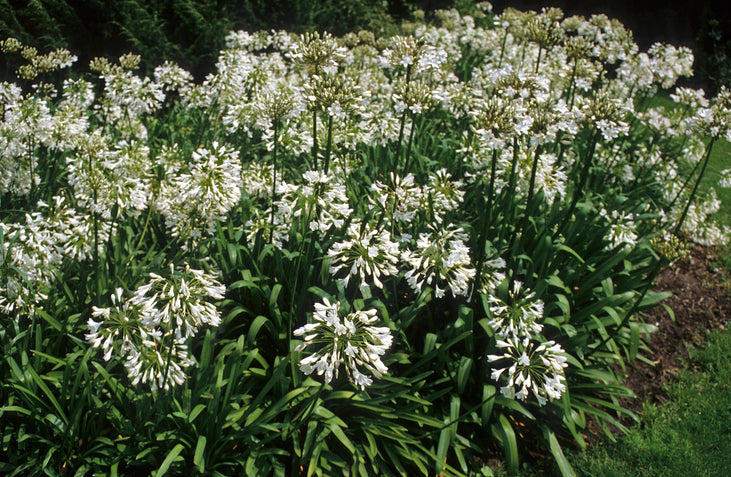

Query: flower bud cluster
[{"left": 288, "top": 31, "right": 346, "bottom": 75}]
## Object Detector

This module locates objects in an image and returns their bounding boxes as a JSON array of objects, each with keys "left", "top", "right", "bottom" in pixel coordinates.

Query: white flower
[
  {"left": 402, "top": 224, "right": 475, "bottom": 298},
  {"left": 86, "top": 264, "right": 224, "bottom": 392},
  {"left": 155, "top": 141, "right": 242, "bottom": 239},
  {"left": 488, "top": 335, "right": 568, "bottom": 406},
  {"left": 486, "top": 280, "right": 544, "bottom": 339},
  {"left": 294, "top": 298, "right": 392, "bottom": 390},
  {"left": 130, "top": 263, "right": 225, "bottom": 338},
  {"left": 327, "top": 221, "right": 400, "bottom": 290}
]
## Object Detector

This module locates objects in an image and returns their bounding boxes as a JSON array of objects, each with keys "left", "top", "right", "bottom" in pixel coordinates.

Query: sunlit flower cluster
[
  {"left": 487, "top": 281, "right": 544, "bottom": 339},
  {"left": 156, "top": 141, "right": 242, "bottom": 239},
  {"left": 327, "top": 221, "right": 400, "bottom": 291},
  {"left": 485, "top": 279, "right": 569, "bottom": 406},
  {"left": 488, "top": 335, "right": 568, "bottom": 406},
  {"left": 402, "top": 224, "right": 475, "bottom": 298},
  {"left": 86, "top": 264, "right": 225, "bottom": 391},
  {"left": 294, "top": 297, "right": 392, "bottom": 390}
]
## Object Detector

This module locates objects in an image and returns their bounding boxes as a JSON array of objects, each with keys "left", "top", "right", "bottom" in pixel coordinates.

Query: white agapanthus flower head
[
  {"left": 86, "top": 264, "right": 225, "bottom": 392},
  {"left": 368, "top": 173, "right": 424, "bottom": 225},
  {"left": 155, "top": 141, "right": 242, "bottom": 239},
  {"left": 278, "top": 170, "right": 352, "bottom": 236},
  {"left": 487, "top": 334, "right": 568, "bottom": 406},
  {"left": 0, "top": 199, "right": 75, "bottom": 317},
  {"left": 486, "top": 280, "right": 544, "bottom": 339},
  {"left": 129, "top": 263, "right": 226, "bottom": 339},
  {"left": 327, "top": 221, "right": 400, "bottom": 291},
  {"left": 402, "top": 223, "right": 476, "bottom": 298},
  {"left": 294, "top": 297, "right": 392, "bottom": 390}
]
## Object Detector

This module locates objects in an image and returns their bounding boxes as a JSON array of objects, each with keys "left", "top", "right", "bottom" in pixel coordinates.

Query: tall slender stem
[
  {"left": 323, "top": 115, "right": 334, "bottom": 175},
  {"left": 498, "top": 30, "right": 508, "bottom": 69},
  {"left": 312, "top": 109, "right": 319, "bottom": 170},
  {"left": 136, "top": 205, "right": 154, "bottom": 249},
  {"left": 394, "top": 65, "right": 412, "bottom": 178},
  {"left": 87, "top": 151, "right": 102, "bottom": 307},
  {"left": 504, "top": 137, "right": 520, "bottom": 297},
  {"left": 567, "top": 59, "right": 578, "bottom": 111},
  {"left": 524, "top": 146, "right": 541, "bottom": 212},
  {"left": 674, "top": 137, "right": 716, "bottom": 236},
  {"left": 28, "top": 139, "right": 35, "bottom": 203},
  {"left": 93, "top": 209, "right": 100, "bottom": 307},
  {"left": 402, "top": 112, "right": 417, "bottom": 174},
  {"left": 667, "top": 138, "right": 711, "bottom": 212},
  {"left": 270, "top": 119, "right": 280, "bottom": 243},
  {"left": 486, "top": 148, "right": 499, "bottom": 219}
]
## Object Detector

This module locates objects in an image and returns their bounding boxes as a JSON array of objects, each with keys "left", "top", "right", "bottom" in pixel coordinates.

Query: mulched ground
[{"left": 622, "top": 245, "right": 731, "bottom": 409}]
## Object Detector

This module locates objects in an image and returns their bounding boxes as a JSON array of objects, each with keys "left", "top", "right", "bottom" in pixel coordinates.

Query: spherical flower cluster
[
  {"left": 487, "top": 281, "right": 544, "bottom": 339},
  {"left": 0, "top": 196, "right": 109, "bottom": 317},
  {"left": 288, "top": 31, "right": 346, "bottom": 75},
  {"left": 600, "top": 208, "right": 638, "bottom": 251},
  {"left": 156, "top": 141, "right": 242, "bottom": 239},
  {"left": 294, "top": 297, "right": 392, "bottom": 390},
  {"left": 487, "top": 335, "right": 568, "bottom": 406},
  {"left": 402, "top": 224, "right": 475, "bottom": 298},
  {"left": 86, "top": 264, "right": 225, "bottom": 392},
  {"left": 0, "top": 214, "right": 58, "bottom": 316},
  {"left": 153, "top": 61, "right": 194, "bottom": 95},
  {"left": 327, "top": 221, "right": 401, "bottom": 291},
  {"left": 66, "top": 131, "right": 152, "bottom": 220},
  {"left": 279, "top": 170, "right": 352, "bottom": 235},
  {"left": 423, "top": 168, "right": 465, "bottom": 219},
  {"left": 129, "top": 263, "right": 226, "bottom": 339},
  {"left": 368, "top": 173, "right": 424, "bottom": 226}
]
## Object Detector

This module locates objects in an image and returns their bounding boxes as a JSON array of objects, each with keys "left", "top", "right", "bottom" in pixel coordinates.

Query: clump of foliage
[{"left": 1, "top": 3, "right": 730, "bottom": 476}]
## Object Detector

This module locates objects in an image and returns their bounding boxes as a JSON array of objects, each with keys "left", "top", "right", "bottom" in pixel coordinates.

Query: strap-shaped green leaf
[
  {"left": 493, "top": 413, "right": 518, "bottom": 474},
  {"left": 157, "top": 443, "right": 185, "bottom": 476},
  {"left": 541, "top": 426, "right": 576, "bottom": 477},
  {"left": 194, "top": 435, "right": 206, "bottom": 472}
]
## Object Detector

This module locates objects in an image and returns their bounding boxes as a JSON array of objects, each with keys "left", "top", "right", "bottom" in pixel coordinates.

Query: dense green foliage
[{"left": 1, "top": 4, "right": 730, "bottom": 476}]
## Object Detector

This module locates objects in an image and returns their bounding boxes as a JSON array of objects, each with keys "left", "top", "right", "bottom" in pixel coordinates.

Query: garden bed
[{"left": 627, "top": 245, "right": 731, "bottom": 407}]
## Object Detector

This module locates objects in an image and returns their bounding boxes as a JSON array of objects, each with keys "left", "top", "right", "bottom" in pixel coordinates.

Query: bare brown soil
[{"left": 621, "top": 245, "right": 731, "bottom": 409}]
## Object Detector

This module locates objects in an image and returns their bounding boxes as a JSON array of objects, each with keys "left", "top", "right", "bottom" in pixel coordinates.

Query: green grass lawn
[{"left": 567, "top": 326, "right": 731, "bottom": 476}]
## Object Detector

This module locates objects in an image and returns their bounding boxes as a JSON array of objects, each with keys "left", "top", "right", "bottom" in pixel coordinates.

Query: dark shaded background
[{"left": 2, "top": 0, "right": 730, "bottom": 92}]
